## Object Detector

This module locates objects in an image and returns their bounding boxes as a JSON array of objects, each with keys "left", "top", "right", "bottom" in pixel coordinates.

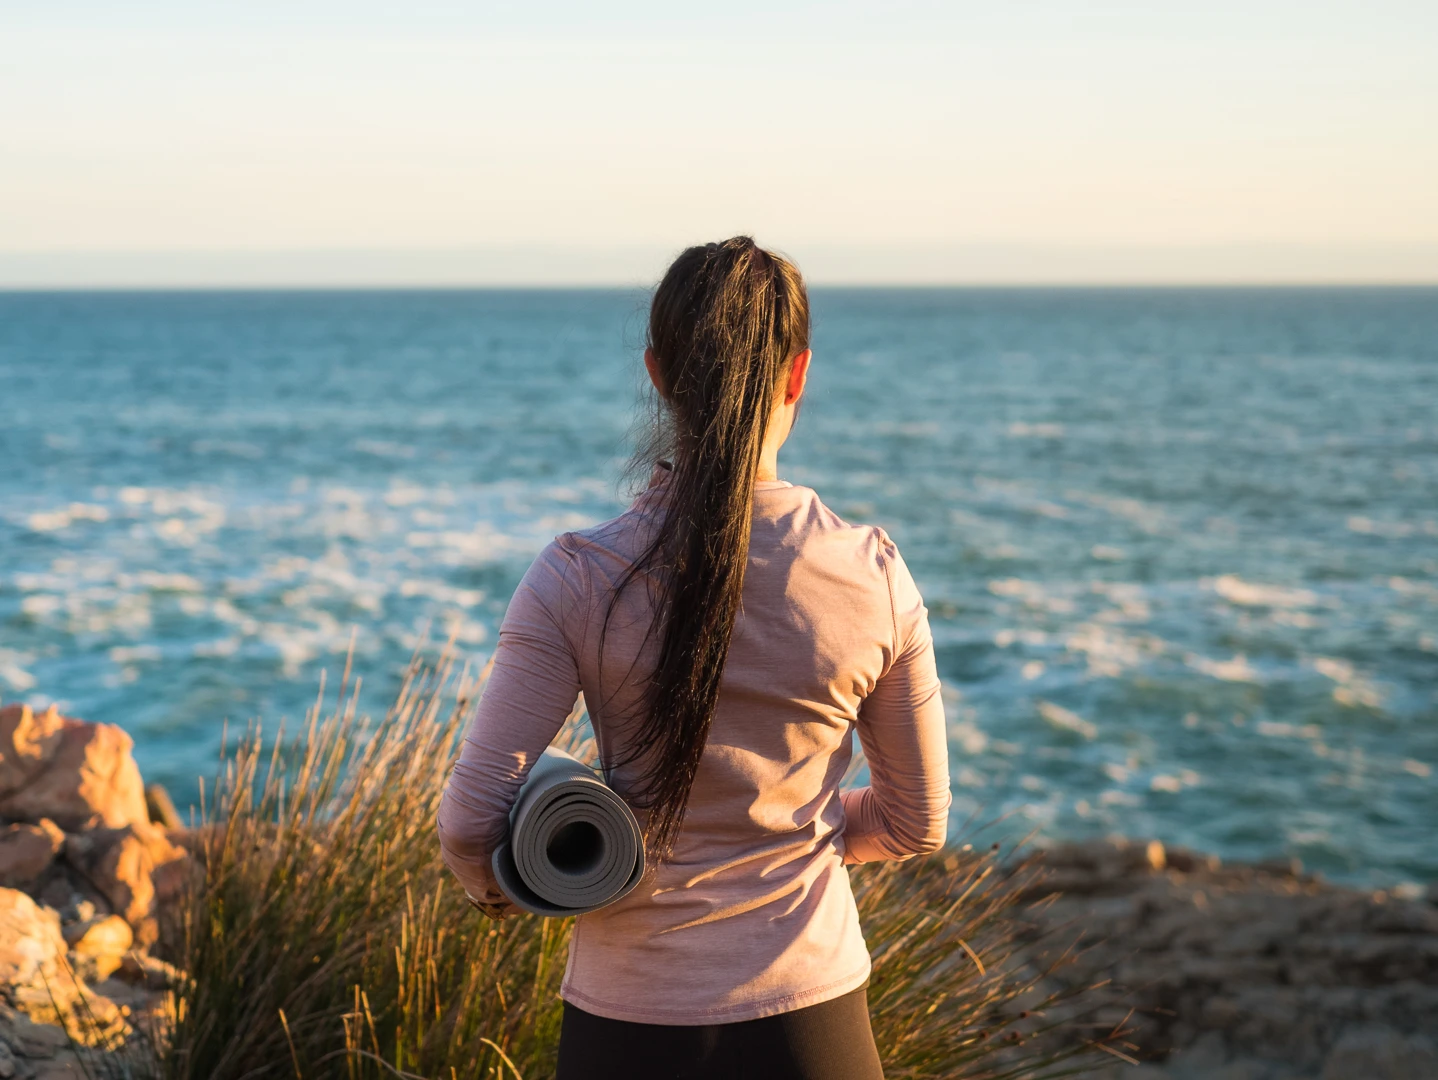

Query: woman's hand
[{"left": 465, "top": 892, "right": 517, "bottom": 921}]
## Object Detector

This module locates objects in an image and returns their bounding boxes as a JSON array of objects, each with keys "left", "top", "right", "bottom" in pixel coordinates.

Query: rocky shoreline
[
  {"left": 0, "top": 700, "right": 1432, "bottom": 1079},
  {"left": 1019, "top": 838, "right": 1438, "bottom": 1079},
  {"left": 0, "top": 703, "right": 192, "bottom": 1078}
]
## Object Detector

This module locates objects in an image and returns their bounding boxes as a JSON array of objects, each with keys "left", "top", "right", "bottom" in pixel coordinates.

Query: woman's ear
[
  {"left": 784, "top": 349, "right": 811, "bottom": 405},
  {"left": 644, "top": 347, "right": 667, "bottom": 398}
]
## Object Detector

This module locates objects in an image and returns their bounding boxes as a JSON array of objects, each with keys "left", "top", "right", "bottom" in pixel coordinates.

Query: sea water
[{"left": 2, "top": 288, "right": 1434, "bottom": 887}]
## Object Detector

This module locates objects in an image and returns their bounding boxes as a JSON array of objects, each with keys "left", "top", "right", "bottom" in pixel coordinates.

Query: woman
[{"left": 437, "top": 237, "right": 951, "bottom": 1080}]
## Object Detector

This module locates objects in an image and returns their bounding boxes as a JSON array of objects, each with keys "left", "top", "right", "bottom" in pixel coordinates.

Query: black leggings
[{"left": 555, "top": 986, "right": 884, "bottom": 1080}]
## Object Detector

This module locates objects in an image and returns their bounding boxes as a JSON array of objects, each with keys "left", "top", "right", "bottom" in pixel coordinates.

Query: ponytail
[{"left": 603, "top": 237, "right": 810, "bottom": 859}]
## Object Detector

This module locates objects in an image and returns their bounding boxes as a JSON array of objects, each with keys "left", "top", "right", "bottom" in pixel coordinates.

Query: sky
[{"left": 3, "top": 1, "right": 1437, "bottom": 286}]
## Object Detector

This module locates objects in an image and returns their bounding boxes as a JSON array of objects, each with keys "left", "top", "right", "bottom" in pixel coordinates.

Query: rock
[
  {"left": 62, "top": 828, "right": 152, "bottom": 927},
  {"left": 34, "top": 1064, "right": 86, "bottom": 1080},
  {"left": 0, "top": 705, "right": 149, "bottom": 831},
  {"left": 62, "top": 913, "right": 131, "bottom": 954},
  {"left": 62, "top": 823, "right": 188, "bottom": 933},
  {"left": 1368, "top": 901, "right": 1438, "bottom": 935},
  {"left": 117, "top": 950, "right": 183, "bottom": 989},
  {"left": 14, "top": 1035, "right": 138, "bottom": 1080},
  {"left": 1025, "top": 837, "right": 1175, "bottom": 898},
  {"left": 0, "top": 705, "right": 67, "bottom": 794},
  {"left": 1086, "top": 1067, "right": 1172, "bottom": 1080},
  {"left": 0, "top": 887, "right": 66, "bottom": 989},
  {"left": 1168, "top": 1029, "right": 1228, "bottom": 1069},
  {"left": 1206, "top": 1062, "right": 1269, "bottom": 1080},
  {"left": 1322, "top": 1026, "right": 1438, "bottom": 1080},
  {"left": 64, "top": 952, "right": 118, "bottom": 986},
  {"left": 36, "top": 877, "right": 73, "bottom": 913},
  {"left": 0, "top": 820, "right": 64, "bottom": 887},
  {"left": 0, "top": 1003, "right": 70, "bottom": 1057},
  {"left": 63, "top": 914, "right": 132, "bottom": 982},
  {"left": 150, "top": 837, "right": 197, "bottom": 907},
  {"left": 1252, "top": 856, "right": 1304, "bottom": 878},
  {"left": 1145, "top": 839, "right": 1167, "bottom": 872},
  {"left": 9, "top": 983, "right": 127, "bottom": 1048},
  {"left": 1165, "top": 847, "right": 1222, "bottom": 874},
  {"left": 59, "top": 898, "right": 97, "bottom": 926},
  {"left": 0, "top": 891, "right": 123, "bottom": 1037},
  {"left": 90, "top": 973, "right": 172, "bottom": 1041},
  {"left": 1011, "top": 840, "right": 1438, "bottom": 1071}
]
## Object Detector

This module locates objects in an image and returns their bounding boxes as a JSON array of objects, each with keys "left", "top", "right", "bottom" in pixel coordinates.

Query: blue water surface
[{"left": 2, "top": 288, "right": 1435, "bottom": 887}]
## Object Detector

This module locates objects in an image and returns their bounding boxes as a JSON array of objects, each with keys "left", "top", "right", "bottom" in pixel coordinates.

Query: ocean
[{"left": 2, "top": 287, "right": 1435, "bottom": 887}]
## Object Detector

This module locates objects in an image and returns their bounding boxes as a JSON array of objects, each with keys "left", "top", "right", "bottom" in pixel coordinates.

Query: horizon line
[{"left": 3, "top": 243, "right": 1437, "bottom": 291}]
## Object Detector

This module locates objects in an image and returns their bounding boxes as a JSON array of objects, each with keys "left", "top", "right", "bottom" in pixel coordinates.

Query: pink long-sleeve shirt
[{"left": 437, "top": 466, "right": 951, "bottom": 1025}]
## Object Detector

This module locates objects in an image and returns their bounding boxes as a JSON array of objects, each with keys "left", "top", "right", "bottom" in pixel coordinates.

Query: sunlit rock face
[
  {"left": 0, "top": 704, "right": 149, "bottom": 831},
  {"left": 0, "top": 704, "right": 190, "bottom": 1068}
]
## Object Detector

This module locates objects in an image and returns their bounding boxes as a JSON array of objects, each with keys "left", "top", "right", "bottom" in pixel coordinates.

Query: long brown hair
[{"left": 603, "top": 237, "right": 810, "bottom": 859}]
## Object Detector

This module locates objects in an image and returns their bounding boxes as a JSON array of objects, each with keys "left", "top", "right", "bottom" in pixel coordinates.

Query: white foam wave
[
  {"left": 109, "top": 645, "right": 162, "bottom": 664},
  {"left": 0, "top": 649, "right": 37, "bottom": 692},
  {"left": 1256, "top": 721, "right": 1323, "bottom": 739},
  {"left": 1065, "top": 623, "right": 1166, "bottom": 678},
  {"left": 1008, "top": 422, "right": 1065, "bottom": 438},
  {"left": 988, "top": 578, "right": 1076, "bottom": 614},
  {"left": 1036, "top": 700, "right": 1097, "bottom": 739},
  {"left": 1389, "top": 576, "right": 1438, "bottom": 602},
  {"left": 1347, "top": 516, "right": 1436, "bottom": 539},
  {"left": 25, "top": 503, "right": 110, "bottom": 532},
  {"left": 1185, "top": 652, "right": 1261, "bottom": 683},
  {"left": 1211, "top": 574, "right": 1317, "bottom": 609},
  {"left": 1065, "top": 489, "right": 1169, "bottom": 534},
  {"left": 1309, "top": 657, "right": 1385, "bottom": 708}
]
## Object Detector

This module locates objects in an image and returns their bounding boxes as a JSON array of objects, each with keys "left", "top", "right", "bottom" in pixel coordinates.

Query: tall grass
[{"left": 155, "top": 652, "right": 1121, "bottom": 1079}]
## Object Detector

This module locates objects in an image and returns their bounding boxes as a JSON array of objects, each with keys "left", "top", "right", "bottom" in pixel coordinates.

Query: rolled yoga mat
[{"left": 490, "top": 746, "right": 646, "bottom": 917}]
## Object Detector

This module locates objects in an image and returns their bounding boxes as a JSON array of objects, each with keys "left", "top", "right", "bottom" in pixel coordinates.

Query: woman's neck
[{"left": 757, "top": 411, "right": 789, "bottom": 482}]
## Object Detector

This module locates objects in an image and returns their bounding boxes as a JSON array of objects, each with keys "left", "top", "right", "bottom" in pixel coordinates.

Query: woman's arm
[
  {"left": 840, "top": 538, "right": 951, "bottom": 864},
  {"left": 437, "top": 539, "right": 587, "bottom": 907}
]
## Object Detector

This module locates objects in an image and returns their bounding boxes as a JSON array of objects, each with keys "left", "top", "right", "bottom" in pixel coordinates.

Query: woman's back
[
  {"left": 438, "top": 467, "right": 950, "bottom": 1023},
  {"left": 437, "top": 236, "right": 950, "bottom": 1076}
]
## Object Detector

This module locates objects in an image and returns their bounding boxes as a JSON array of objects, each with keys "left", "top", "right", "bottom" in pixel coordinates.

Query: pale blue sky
[{"left": 3, "top": 1, "right": 1436, "bottom": 284}]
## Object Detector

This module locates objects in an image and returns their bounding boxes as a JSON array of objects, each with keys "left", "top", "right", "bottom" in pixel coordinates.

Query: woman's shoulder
[
  {"left": 781, "top": 490, "right": 927, "bottom": 639},
  {"left": 537, "top": 497, "right": 661, "bottom": 583},
  {"left": 759, "top": 484, "right": 904, "bottom": 580},
  {"left": 771, "top": 484, "right": 898, "bottom": 549}
]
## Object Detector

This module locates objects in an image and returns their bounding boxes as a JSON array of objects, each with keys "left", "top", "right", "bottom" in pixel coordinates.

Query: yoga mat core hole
[{"left": 546, "top": 821, "right": 604, "bottom": 876}]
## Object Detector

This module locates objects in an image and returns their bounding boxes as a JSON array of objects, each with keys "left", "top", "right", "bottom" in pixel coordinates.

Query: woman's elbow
[
  {"left": 436, "top": 797, "right": 484, "bottom": 870},
  {"left": 887, "top": 810, "right": 948, "bottom": 859},
  {"left": 435, "top": 808, "right": 463, "bottom": 870},
  {"left": 900, "top": 788, "right": 952, "bottom": 856},
  {"left": 908, "top": 816, "right": 949, "bottom": 857}
]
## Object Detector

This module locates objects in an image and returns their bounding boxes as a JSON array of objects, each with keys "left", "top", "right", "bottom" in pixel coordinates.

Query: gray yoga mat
[{"left": 491, "top": 746, "right": 646, "bottom": 917}]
